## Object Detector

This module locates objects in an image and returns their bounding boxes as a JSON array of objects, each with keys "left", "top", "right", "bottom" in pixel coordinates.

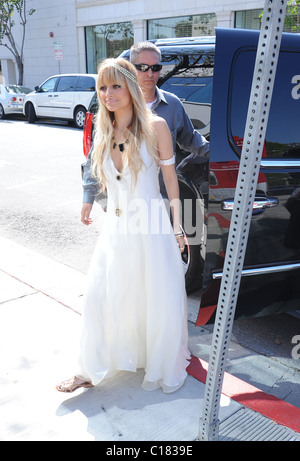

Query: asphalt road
[
  {"left": 1, "top": 116, "right": 300, "bottom": 408},
  {"left": 0, "top": 117, "right": 104, "bottom": 273}
]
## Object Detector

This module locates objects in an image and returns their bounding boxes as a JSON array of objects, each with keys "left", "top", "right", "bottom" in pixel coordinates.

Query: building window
[
  {"left": 85, "top": 22, "right": 134, "bottom": 73},
  {"left": 148, "top": 14, "right": 217, "bottom": 40},
  {"left": 235, "top": 9, "right": 262, "bottom": 30},
  {"left": 284, "top": 5, "right": 300, "bottom": 32}
]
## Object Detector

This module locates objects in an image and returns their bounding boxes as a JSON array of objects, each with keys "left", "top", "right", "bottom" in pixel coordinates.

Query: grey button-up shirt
[{"left": 82, "top": 86, "right": 209, "bottom": 204}]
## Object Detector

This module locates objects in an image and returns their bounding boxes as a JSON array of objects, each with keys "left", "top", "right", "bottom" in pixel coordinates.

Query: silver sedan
[{"left": 0, "top": 84, "right": 32, "bottom": 119}]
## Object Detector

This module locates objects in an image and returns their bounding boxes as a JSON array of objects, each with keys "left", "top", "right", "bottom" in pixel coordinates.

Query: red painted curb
[{"left": 187, "top": 355, "right": 300, "bottom": 434}]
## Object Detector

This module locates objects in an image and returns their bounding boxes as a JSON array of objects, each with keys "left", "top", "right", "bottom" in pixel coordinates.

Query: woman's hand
[
  {"left": 81, "top": 203, "right": 93, "bottom": 226},
  {"left": 177, "top": 235, "right": 185, "bottom": 253},
  {"left": 174, "top": 225, "right": 185, "bottom": 253}
]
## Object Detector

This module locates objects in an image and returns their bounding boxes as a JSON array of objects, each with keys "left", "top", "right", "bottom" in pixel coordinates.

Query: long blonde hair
[{"left": 91, "top": 57, "right": 158, "bottom": 189}]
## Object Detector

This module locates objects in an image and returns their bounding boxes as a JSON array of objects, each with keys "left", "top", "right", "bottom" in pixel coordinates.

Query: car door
[
  {"left": 35, "top": 76, "right": 59, "bottom": 117},
  {"left": 198, "top": 29, "right": 300, "bottom": 324},
  {"left": 52, "top": 75, "right": 78, "bottom": 119}
]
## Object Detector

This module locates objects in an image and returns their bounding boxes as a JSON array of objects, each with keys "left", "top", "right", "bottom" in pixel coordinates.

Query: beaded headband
[{"left": 112, "top": 63, "right": 137, "bottom": 83}]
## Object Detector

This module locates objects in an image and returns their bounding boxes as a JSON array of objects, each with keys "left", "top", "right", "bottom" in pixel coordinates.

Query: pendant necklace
[
  {"left": 112, "top": 136, "right": 129, "bottom": 152},
  {"left": 112, "top": 136, "right": 129, "bottom": 217},
  {"left": 112, "top": 136, "right": 129, "bottom": 183}
]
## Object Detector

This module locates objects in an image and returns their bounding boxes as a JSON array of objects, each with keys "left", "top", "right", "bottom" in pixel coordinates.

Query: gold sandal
[{"left": 56, "top": 376, "right": 94, "bottom": 393}]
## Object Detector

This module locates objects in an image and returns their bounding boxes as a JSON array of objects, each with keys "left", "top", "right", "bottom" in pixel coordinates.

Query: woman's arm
[{"left": 152, "top": 117, "right": 185, "bottom": 252}]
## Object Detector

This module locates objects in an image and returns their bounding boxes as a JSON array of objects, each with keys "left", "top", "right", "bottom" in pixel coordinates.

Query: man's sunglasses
[{"left": 134, "top": 64, "right": 162, "bottom": 73}]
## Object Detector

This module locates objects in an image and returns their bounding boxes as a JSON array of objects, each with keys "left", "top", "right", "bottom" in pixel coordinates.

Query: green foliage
[
  {"left": 259, "top": 0, "right": 300, "bottom": 32},
  {"left": 0, "top": 0, "right": 35, "bottom": 41},
  {"left": 285, "top": 0, "right": 300, "bottom": 32},
  {"left": 0, "top": 0, "right": 35, "bottom": 84}
]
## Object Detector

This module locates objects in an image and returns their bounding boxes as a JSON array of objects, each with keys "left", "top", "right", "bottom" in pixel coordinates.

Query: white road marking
[{"left": 6, "top": 175, "right": 58, "bottom": 190}]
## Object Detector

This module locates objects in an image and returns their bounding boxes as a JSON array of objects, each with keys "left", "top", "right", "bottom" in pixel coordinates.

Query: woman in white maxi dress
[{"left": 56, "top": 58, "right": 190, "bottom": 394}]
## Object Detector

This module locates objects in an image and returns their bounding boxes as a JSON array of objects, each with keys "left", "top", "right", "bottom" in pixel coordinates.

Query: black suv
[{"left": 83, "top": 29, "right": 300, "bottom": 324}]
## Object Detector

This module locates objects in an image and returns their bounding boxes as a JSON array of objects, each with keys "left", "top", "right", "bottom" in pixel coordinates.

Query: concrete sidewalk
[{"left": 0, "top": 235, "right": 299, "bottom": 441}]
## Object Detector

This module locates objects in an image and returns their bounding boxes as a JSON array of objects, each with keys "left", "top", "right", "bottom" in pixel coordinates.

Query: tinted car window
[
  {"left": 120, "top": 46, "right": 214, "bottom": 104},
  {"left": 6, "top": 85, "right": 32, "bottom": 94},
  {"left": 57, "top": 76, "right": 77, "bottom": 92},
  {"left": 158, "top": 47, "right": 214, "bottom": 136},
  {"left": 159, "top": 49, "right": 214, "bottom": 103},
  {"left": 229, "top": 48, "right": 300, "bottom": 159},
  {"left": 76, "top": 76, "right": 96, "bottom": 91},
  {"left": 161, "top": 76, "right": 213, "bottom": 103},
  {"left": 88, "top": 93, "right": 98, "bottom": 112}
]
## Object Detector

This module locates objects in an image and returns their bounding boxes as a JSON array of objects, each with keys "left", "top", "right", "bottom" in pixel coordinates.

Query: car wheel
[
  {"left": 28, "top": 103, "right": 36, "bottom": 124},
  {"left": 0, "top": 104, "right": 5, "bottom": 119},
  {"left": 74, "top": 106, "right": 86, "bottom": 129},
  {"left": 182, "top": 240, "right": 203, "bottom": 294},
  {"left": 179, "top": 183, "right": 206, "bottom": 294}
]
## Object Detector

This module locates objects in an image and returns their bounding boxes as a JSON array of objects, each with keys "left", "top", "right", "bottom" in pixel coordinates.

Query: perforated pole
[{"left": 198, "top": 0, "right": 287, "bottom": 441}]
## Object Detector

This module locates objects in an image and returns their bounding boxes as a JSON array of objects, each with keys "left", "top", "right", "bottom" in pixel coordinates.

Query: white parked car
[
  {"left": 23, "top": 73, "right": 97, "bottom": 128},
  {"left": 0, "top": 84, "right": 32, "bottom": 119}
]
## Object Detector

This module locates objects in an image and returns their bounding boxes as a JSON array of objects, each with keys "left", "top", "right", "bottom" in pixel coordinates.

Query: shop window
[
  {"left": 148, "top": 14, "right": 216, "bottom": 40},
  {"left": 85, "top": 22, "right": 134, "bottom": 74},
  {"left": 235, "top": 7, "right": 300, "bottom": 33},
  {"left": 235, "top": 9, "right": 262, "bottom": 30}
]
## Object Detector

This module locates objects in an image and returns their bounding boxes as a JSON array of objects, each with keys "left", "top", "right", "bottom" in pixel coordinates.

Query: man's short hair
[{"left": 130, "top": 41, "right": 161, "bottom": 63}]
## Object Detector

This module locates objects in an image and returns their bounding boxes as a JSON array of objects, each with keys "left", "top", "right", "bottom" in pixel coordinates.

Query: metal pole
[{"left": 198, "top": 0, "right": 287, "bottom": 441}]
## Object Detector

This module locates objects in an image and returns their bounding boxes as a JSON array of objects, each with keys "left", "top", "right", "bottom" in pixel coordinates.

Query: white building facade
[{"left": 0, "top": 0, "right": 265, "bottom": 89}]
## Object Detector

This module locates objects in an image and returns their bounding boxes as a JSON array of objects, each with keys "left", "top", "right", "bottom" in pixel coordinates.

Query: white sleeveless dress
[{"left": 78, "top": 142, "right": 190, "bottom": 393}]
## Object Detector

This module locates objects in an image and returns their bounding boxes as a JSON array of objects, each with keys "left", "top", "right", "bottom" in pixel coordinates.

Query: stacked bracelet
[{"left": 174, "top": 225, "right": 185, "bottom": 240}]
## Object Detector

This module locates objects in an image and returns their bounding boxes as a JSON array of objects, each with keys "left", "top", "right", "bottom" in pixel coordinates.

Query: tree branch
[{"left": 0, "top": 0, "right": 34, "bottom": 84}]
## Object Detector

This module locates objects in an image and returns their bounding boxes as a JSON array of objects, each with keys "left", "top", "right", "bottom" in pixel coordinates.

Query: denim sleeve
[
  {"left": 155, "top": 90, "right": 210, "bottom": 158},
  {"left": 176, "top": 104, "right": 210, "bottom": 158},
  {"left": 82, "top": 148, "right": 100, "bottom": 204}
]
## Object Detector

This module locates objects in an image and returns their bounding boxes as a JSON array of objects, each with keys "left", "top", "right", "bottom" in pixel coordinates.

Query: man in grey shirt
[{"left": 81, "top": 41, "right": 209, "bottom": 225}]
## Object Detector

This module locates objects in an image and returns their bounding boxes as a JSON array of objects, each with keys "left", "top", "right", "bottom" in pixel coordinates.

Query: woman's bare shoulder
[{"left": 151, "top": 115, "right": 169, "bottom": 134}]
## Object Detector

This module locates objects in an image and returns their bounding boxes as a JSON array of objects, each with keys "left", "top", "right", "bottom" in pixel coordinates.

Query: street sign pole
[
  {"left": 198, "top": 0, "right": 287, "bottom": 441},
  {"left": 54, "top": 41, "right": 63, "bottom": 74}
]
